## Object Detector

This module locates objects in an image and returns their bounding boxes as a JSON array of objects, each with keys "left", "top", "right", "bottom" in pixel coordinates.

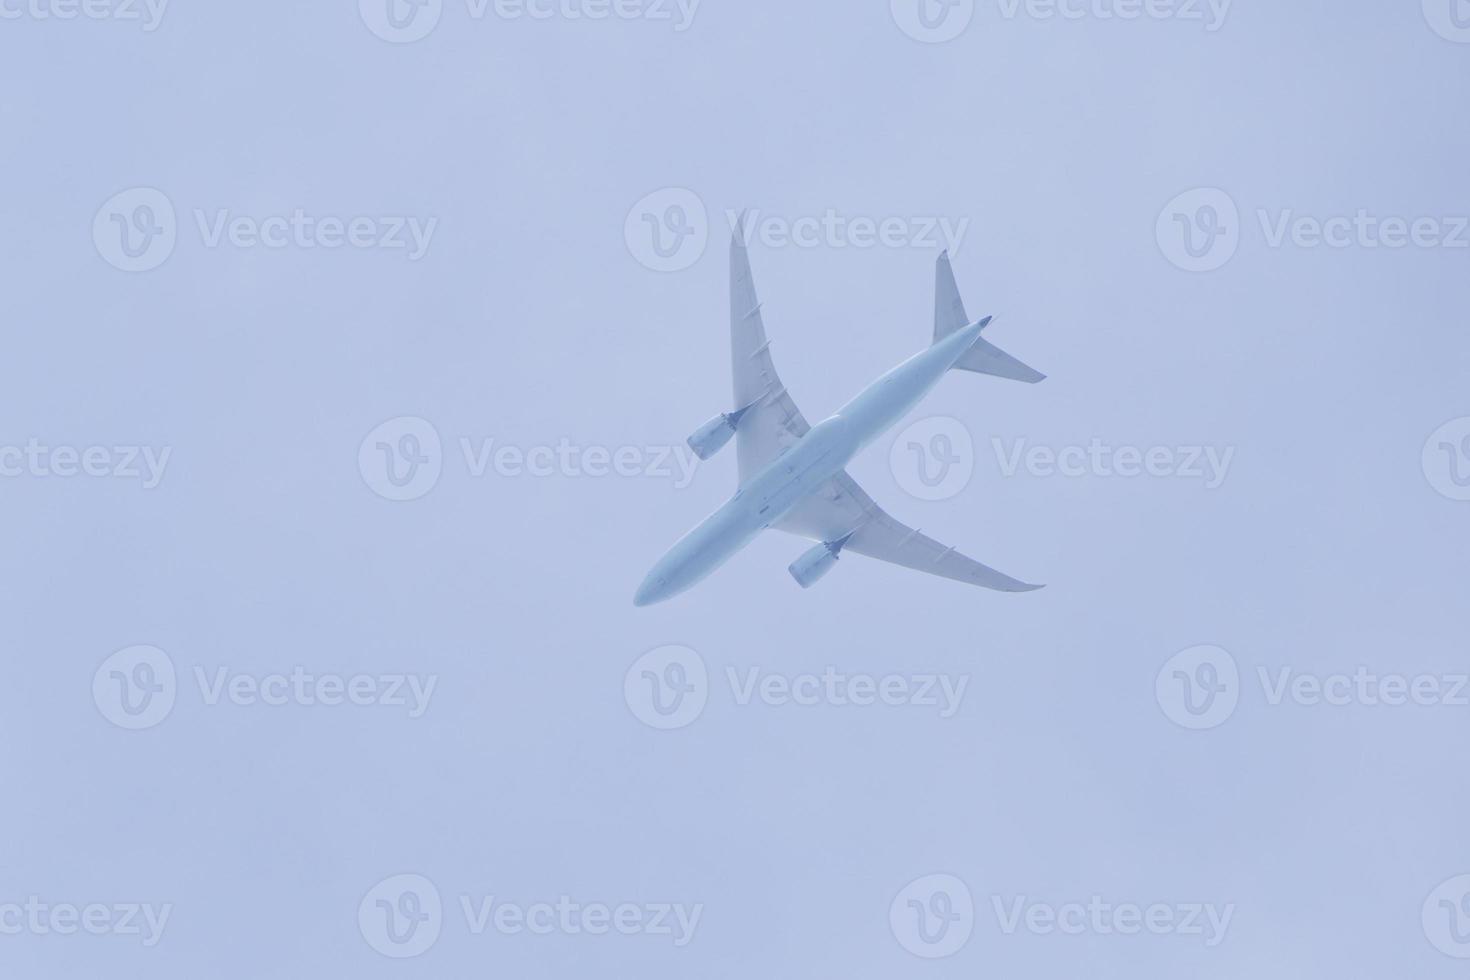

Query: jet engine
[
  {"left": 686, "top": 405, "right": 754, "bottom": 461},
  {"left": 687, "top": 415, "right": 735, "bottom": 460},
  {"left": 788, "top": 535, "right": 854, "bottom": 589}
]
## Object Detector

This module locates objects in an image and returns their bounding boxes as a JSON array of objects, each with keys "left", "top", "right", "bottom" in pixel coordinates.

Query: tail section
[{"left": 934, "top": 252, "right": 1045, "bottom": 384}]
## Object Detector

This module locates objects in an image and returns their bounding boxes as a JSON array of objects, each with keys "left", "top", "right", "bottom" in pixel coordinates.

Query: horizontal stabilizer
[{"left": 954, "top": 335, "right": 1046, "bottom": 384}]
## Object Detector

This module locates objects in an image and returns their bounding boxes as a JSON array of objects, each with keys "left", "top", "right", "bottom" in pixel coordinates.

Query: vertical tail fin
[
  {"left": 935, "top": 252, "right": 1046, "bottom": 384},
  {"left": 934, "top": 251, "right": 970, "bottom": 344}
]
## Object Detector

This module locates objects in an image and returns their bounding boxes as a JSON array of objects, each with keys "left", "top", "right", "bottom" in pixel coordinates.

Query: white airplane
[{"left": 634, "top": 225, "right": 1045, "bottom": 607}]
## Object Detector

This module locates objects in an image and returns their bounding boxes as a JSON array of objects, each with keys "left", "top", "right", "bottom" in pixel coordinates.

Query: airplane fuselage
[{"left": 634, "top": 318, "right": 988, "bottom": 606}]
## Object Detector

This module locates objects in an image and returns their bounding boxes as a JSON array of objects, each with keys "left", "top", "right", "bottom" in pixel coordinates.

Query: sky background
[{"left": 2, "top": 0, "right": 1469, "bottom": 977}]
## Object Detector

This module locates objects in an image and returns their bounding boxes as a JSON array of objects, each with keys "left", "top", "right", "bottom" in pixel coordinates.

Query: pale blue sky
[{"left": 2, "top": 2, "right": 1468, "bottom": 977}]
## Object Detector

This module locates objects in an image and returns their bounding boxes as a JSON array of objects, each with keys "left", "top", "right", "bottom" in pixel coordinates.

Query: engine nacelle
[
  {"left": 687, "top": 415, "right": 736, "bottom": 460},
  {"left": 687, "top": 403, "right": 756, "bottom": 460},
  {"left": 789, "top": 542, "right": 841, "bottom": 589}
]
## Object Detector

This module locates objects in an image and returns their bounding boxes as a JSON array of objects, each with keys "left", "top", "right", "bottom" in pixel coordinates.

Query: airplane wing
[
  {"left": 773, "top": 471, "right": 1043, "bottom": 593},
  {"left": 730, "top": 221, "right": 812, "bottom": 481}
]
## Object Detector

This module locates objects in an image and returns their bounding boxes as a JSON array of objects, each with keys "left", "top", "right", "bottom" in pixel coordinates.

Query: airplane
[{"left": 633, "top": 223, "right": 1046, "bottom": 607}]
